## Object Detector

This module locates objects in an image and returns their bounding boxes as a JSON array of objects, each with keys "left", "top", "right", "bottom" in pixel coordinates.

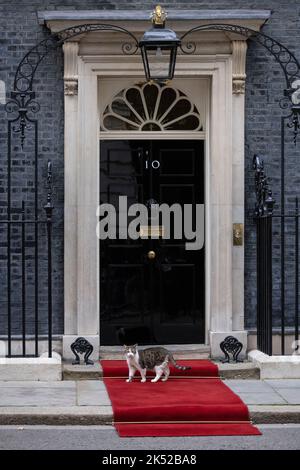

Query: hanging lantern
[{"left": 139, "top": 5, "right": 181, "bottom": 82}]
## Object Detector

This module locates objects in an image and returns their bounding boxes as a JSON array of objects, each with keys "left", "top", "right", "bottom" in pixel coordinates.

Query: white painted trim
[
  {"left": 100, "top": 131, "right": 206, "bottom": 140},
  {"left": 38, "top": 9, "right": 272, "bottom": 24},
  {"left": 204, "top": 81, "right": 211, "bottom": 345}
]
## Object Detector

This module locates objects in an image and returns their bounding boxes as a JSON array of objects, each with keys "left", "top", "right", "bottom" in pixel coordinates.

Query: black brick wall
[{"left": 0, "top": 0, "right": 299, "bottom": 335}]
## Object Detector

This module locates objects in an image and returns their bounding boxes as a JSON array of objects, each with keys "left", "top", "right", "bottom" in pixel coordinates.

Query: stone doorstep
[
  {"left": 99, "top": 344, "right": 211, "bottom": 360},
  {"left": 99, "top": 353, "right": 211, "bottom": 360},
  {"left": 0, "top": 406, "right": 300, "bottom": 426},
  {"left": 64, "top": 344, "right": 212, "bottom": 380},
  {"left": 62, "top": 360, "right": 260, "bottom": 380},
  {"left": 63, "top": 362, "right": 102, "bottom": 381},
  {"left": 217, "top": 362, "right": 260, "bottom": 380}
]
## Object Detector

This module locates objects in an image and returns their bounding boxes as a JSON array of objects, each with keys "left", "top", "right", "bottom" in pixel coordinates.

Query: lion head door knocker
[
  {"left": 220, "top": 336, "right": 243, "bottom": 363},
  {"left": 70, "top": 337, "right": 94, "bottom": 365}
]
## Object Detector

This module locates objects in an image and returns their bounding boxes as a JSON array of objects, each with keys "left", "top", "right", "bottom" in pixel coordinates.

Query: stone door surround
[{"left": 39, "top": 9, "right": 271, "bottom": 359}]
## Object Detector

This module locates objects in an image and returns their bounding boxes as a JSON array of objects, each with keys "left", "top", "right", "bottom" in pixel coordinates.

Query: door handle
[{"left": 147, "top": 250, "right": 156, "bottom": 260}]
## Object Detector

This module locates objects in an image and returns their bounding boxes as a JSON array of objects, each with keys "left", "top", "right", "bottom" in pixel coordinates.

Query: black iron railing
[
  {"left": 0, "top": 161, "right": 53, "bottom": 358},
  {"left": 254, "top": 155, "right": 300, "bottom": 355},
  {"left": 253, "top": 155, "right": 275, "bottom": 355},
  {"left": 2, "top": 21, "right": 300, "bottom": 360}
]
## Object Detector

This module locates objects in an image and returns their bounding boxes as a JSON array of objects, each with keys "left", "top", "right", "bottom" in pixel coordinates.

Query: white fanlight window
[{"left": 100, "top": 82, "right": 203, "bottom": 132}]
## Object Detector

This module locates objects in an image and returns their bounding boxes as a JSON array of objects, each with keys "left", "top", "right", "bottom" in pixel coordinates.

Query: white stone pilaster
[
  {"left": 232, "top": 40, "right": 247, "bottom": 332},
  {"left": 76, "top": 59, "right": 99, "bottom": 337},
  {"left": 63, "top": 42, "right": 79, "bottom": 336},
  {"left": 63, "top": 45, "right": 100, "bottom": 359},
  {"left": 209, "top": 40, "right": 248, "bottom": 358},
  {"left": 209, "top": 59, "right": 233, "bottom": 334}
]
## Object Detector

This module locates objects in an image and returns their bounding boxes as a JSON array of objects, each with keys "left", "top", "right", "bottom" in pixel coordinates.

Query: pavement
[{"left": 0, "top": 378, "right": 300, "bottom": 425}]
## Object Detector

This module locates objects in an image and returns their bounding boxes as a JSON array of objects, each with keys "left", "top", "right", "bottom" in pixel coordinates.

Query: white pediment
[
  {"left": 38, "top": 9, "right": 271, "bottom": 58},
  {"left": 38, "top": 9, "right": 271, "bottom": 37}
]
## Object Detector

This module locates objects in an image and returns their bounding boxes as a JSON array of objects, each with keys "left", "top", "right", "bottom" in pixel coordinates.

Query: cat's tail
[{"left": 169, "top": 355, "right": 191, "bottom": 371}]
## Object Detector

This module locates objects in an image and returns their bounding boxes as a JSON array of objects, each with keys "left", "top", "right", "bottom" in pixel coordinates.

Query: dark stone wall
[{"left": 0, "top": 0, "right": 299, "bottom": 336}]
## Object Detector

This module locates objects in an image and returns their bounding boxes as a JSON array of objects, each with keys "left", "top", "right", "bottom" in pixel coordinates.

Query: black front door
[{"left": 100, "top": 140, "right": 205, "bottom": 345}]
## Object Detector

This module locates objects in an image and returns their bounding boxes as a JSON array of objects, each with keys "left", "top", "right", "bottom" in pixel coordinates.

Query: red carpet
[{"left": 101, "top": 359, "right": 261, "bottom": 437}]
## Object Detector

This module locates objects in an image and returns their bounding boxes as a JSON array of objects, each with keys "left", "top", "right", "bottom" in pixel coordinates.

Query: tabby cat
[{"left": 124, "top": 344, "right": 191, "bottom": 383}]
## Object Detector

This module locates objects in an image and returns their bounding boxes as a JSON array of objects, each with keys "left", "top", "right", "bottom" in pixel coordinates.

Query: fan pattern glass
[{"left": 101, "top": 82, "right": 202, "bottom": 132}]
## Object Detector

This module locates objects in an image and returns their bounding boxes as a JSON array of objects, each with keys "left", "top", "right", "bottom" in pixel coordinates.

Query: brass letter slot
[
  {"left": 233, "top": 223, "right": 243, "bottom": 246},
  {"left": 140, "top": 225, "right": 165, "bottom": 238}
]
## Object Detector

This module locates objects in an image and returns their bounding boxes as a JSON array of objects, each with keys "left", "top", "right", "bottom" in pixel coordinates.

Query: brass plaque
[
  {"left": 233, "top": 223, "right": 243, "bottom": 246},
  {"left": 140, "top": 225, "right": 165, "bottom": 238}
]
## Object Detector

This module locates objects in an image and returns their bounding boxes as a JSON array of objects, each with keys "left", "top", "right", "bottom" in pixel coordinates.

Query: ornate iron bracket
[
  {"left": 253, "top": 155, "right": 275, "bottom": 218},
  {"left": 70, "top": 337, "right": 94, "bottom": 365},
  {"left": 6, "top": 23, "right": 139, "bottom": 148},
  {"left": 6, "top": 22, "right": 300, "bottom": 148},
  {"left": 5, "top": 91, "right": 40, "bottom": 150},
  {"left": 180, "top": 23, "right": 300, "bottom": 144},
  {"left": 14, "top": 24, "right": 139, "bottom": 94},
  {"left": 220, "top": 336, "right": 243, "bottom": 363}
]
